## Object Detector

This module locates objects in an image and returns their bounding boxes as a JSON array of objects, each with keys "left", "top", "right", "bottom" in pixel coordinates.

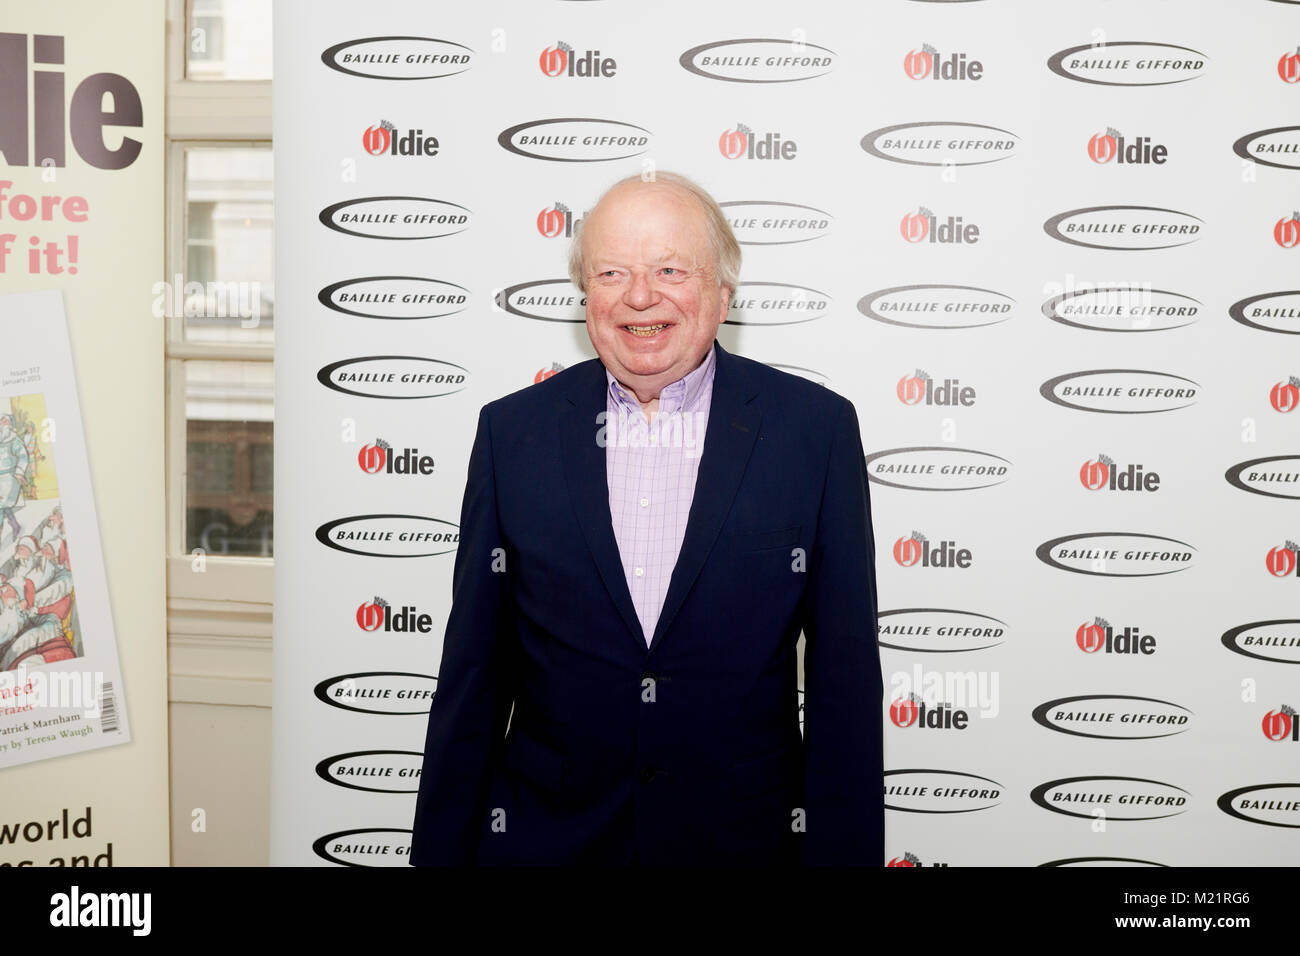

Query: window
[{"left": 166, "top": 0, "right": 272, "bottom": 653}]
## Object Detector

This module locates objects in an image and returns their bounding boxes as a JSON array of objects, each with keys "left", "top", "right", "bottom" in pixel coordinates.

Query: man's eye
[{"left": 661, "top": 267, "right": 679, "bottom": 276}]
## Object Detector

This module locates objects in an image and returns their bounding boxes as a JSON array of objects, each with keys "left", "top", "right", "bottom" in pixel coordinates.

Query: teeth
[{"left": 626, "top": 324, "right": 668, "bottom": 337}]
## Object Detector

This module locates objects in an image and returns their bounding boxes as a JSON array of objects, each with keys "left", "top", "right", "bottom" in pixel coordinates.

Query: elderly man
[{"left": 411, "top": 171, "right": 882, "bottom": 866}]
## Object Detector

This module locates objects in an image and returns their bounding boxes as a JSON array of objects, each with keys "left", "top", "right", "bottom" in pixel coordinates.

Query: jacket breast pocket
[
  {"left": 504, "top": 728, "right": 566, "bottom": 799},
  {"left": 725, "top": 526, "right": 801, "bottom": 554}
]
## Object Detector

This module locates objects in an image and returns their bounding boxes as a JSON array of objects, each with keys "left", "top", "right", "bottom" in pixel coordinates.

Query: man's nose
[{"left": 623, "top": 270, "right": 659, "bottom": 309}]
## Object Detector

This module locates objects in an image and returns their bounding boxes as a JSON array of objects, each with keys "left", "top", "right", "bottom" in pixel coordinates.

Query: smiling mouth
[{"left": 623, "top": 323, "right": 670, "bottom": 338}]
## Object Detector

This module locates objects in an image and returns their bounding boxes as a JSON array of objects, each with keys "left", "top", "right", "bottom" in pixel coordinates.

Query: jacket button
[
  {"left": 641, "top": 670, "right": 656, "bottom": 682},
  {"left": 639, "top": 766, "right": 657, "bottom": 784}
]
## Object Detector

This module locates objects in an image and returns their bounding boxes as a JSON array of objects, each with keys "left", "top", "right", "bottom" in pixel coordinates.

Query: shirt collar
[{"left": 605, "top": 341, "right": 716, "bottom": 412}]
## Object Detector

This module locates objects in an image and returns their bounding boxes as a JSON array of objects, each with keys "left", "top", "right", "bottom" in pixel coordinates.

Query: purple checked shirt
[{"left": 605, "top": 345, "right": 717, "bottom": 647}]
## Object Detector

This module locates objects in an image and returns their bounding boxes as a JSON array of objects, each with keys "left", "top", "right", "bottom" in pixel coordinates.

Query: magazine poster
[{"left": 0, "top": 289, "right": 130, "bottom": 768}]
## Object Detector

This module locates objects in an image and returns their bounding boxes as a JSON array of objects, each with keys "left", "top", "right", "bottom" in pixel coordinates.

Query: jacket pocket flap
[{"left": 727, "top": 526, "right": 801, "bottom": 553}]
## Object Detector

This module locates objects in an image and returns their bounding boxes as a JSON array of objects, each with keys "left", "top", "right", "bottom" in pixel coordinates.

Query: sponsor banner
[{"left": 273, "top": 0, "right": 1300, "bottom": 868}]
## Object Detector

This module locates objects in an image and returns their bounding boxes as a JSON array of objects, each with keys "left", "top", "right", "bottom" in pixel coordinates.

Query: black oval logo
[
  {"left": 1217, "top": 783, "right": 1300, "bottom": 828},
  {"left": 312, "top": 672, "right": 438, "bottom": 715},
  {"left": 316, "top": 356, "right": 469, "bottom": 400},
  {"left": 318, "top": 197, "right": 471, "bottom": 240},
  {"left": 320, "top": 37, "right": 474, "bottom": 80},
  {"left": 1228, "top": 291, "right": 1300, "bottom": 335},
  {"left": 311, "top": 828, "right": 413, "bottom": 866},
  {"left": 1220, "top": 620, "right": 1300, "bottom": 665},
  {"left": 315, "top": 750, "right": 425, "bottom": 793},
  {"left": 318, "top": 276, "right": 470, "bottom": 319}
]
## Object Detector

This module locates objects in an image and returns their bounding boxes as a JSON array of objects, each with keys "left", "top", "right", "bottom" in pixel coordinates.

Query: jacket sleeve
[
  {"left": 799, "top": 397, "right": 884, "bottom": 866},
  {"left": 410, "top": 405, "right": 518, "bottom": 866}
]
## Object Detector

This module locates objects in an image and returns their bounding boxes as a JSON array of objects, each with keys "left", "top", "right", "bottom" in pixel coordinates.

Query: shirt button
[
  {"left": 634, "top": 567, "right": 644, "bottom": 577},
  {"left": 639, "top": 497, "right": 649, "bottom": 508},
  {"left": 649, "top": 433, "right": 658, "bottom": 444}
]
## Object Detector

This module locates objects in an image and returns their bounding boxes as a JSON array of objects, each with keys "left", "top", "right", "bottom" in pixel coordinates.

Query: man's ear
[{"left": 717, "top": 286, "right": 732, "bottom": 324}]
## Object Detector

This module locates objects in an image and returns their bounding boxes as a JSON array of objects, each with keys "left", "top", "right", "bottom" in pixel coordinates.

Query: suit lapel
[
  {"left": 559, "top": 357, "right": 647, "bottom": 655},
  {"left": 647, "top": 341, "right": 760, "bottom": 655}
]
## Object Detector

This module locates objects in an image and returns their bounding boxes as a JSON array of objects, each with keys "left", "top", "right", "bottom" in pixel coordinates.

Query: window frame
[{"left": 164, "top": 0, "right": 273, "bottom": 705}]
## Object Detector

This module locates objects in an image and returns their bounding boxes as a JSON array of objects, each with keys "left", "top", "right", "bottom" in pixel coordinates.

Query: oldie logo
[
  {"left": 1040, "top": 369, "right": 1199, "bottom": 414},
  {"left": 1220, "top": 620, "right": 1300, "bottom": 665},
  {"left": 317, "top": 356, "right": 468, "bottom": 400},
  {"left": 1225, "top": 455, "right": 1300, "bottom": 501},
  {"left": 889, "top": 693, "right": 969, "bottom": 731},
  {"left": 720, "top": 201, "right": 832, "bottom": 245},
  {"left": 318, "top": 197, "right": 471, "bottom": 240},
  {"left": 1036, "top": 532, "right": 1194, "bottom": 577},
  {"left": 356, "top": 441, "right": 434, "bottom": 478},
  {"left": 717, "top": 123, "right": 798, "bottom": 161},
  {"left": 1265, "top": 541, "right": 1300, "bottom": 578},
  {"left": 1217, "top": 784, "right": 1300, "bottom": 828},
  {"left": 861, "top": 121, "right": 1017, "bottom": 166},
  {"left": 360, "top": 120, "right": 438, "bottom": 157},
  {"left": 498, "top": 118, "right": 651, "bottom": 162},
  {"left": 866, "top": 447, "right": 1010, "bottom": 492},
  {"left": 1044, "top": 206, "right": 1202, "bottom": 251},
  {"left": 884, "top": 769, "right": 1003, "bottom": 813},
  {"left": 315, "top": 514, "right": 459, "bottom": 558},
  {"left": 312, "top": 672, "right": 438, "bottom": 716},
  {"left": 1046, "top": 41, "right": 1207, "bottom": 86},
  {"left": 538, "top": 41, "right": 617, "bottom": 78},
  {"left": 321, "top": 37, "right": 474, "bottom": 80},
  {"left": 900, "top": 206, "right": 979, "bottom": 244},
  {"left": 1031, "top": 695, "right": 1192, "bottom": 740},
  {"left": 315, "top": 751, "right": 425, "bottom": 793},
  {"left": 1233, "top": 127, "right": 1300, "bottom": 170},
  {"left": 1229, "top": 291, "right": 1300, "bottom": 335},
  {"left": 893, "top": 531, "right": 972, "bottom": 569},
  {"left": 1079, "top": 455, "right": 1161, "bottom": 494},
  {"left": 311, "top": 828, "right": 413, "bottom": 867},
  {"left": 903, "top": 43, "right": 983, "bottom": 81},
  {"left": 318, "top": 277, "right": 469, "bottom": 319},
  {"left": 1042, "top": 286, "right": 1200, "bottom": 332},
  {"left": 355, "top": 596, "right": 433, "bottom": 634},
  {"left": 679, "top": 38, "right": 836, "bottom": 83},
  {"left": 1075, "top": 617, "right": 1157, "bottom": 656},
  {"left": 1086, "top": 126, "right": 1167, "bottom": 165},
  {"left": 1031, "top": 776, "right": 1190, "bottom": 820},
  {"left": 858, "top": 284, "right": 1014, "bottom": 330}
]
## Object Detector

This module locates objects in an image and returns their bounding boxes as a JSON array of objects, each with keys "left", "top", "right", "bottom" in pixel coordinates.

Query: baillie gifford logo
[
  {"left": 1270, "top": 376, "right": 1300, "bottom": 413},
  {"left": 538, "top": 41, "right": 617, "bottom": 78},
  {"left": 1266, "top": 540, "right": 1300, "bottom": 578},
  {"left": 1087, "top": 126, "right": 1167, "bottom": 165},
  {"left": 896, "top": 369, "right": 976, "bottom": 407},
  {"left": 900, "top": 206, "right": 980, "bottom": 244},
  {"left": 717, "top": 123, "right": 798, "bottom": 161},
  {"left": 356, "top": 438, "right": 435, "bottom": 477},
  {"left": 536, "top": 202, "right": 585, "bottom": 238},
  {"left": 1262, "top": 704, "right": 1299, "bottom": 741},
  {"left": 356, "top": 596, "right": 434, "bottom": 635},
  {"left": 1079, "top": 454, "right": 1161, "bottom": 493},
  {"left": 889, "top": 692, "right": 969, "bottom": 730},
  {"left": 1076, "top": 617, "right": 1157, "bottom": 655},
  {"left": 903, "top": 43, "right": 984, "bottom": 81},
  {"left": 893, "top": 531, "right": 972, "bottom": 569},
  {"left": 361, "top": 119, "right": 439, "bottom": 157}
]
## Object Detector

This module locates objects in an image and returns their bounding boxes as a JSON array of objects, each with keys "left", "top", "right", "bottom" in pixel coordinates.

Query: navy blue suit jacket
[{"left": 410, "top": 339, "right": 882, "bottom": 866}]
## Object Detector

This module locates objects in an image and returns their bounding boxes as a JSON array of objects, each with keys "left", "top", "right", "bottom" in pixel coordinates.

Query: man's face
[{"left": 581, "top": 183, "right": 728, "bottom": 399}]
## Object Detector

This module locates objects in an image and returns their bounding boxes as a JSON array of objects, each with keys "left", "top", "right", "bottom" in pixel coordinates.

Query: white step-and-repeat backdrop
[{"left": 272, "top": 0, "right": 1299, "bottom": 866}]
